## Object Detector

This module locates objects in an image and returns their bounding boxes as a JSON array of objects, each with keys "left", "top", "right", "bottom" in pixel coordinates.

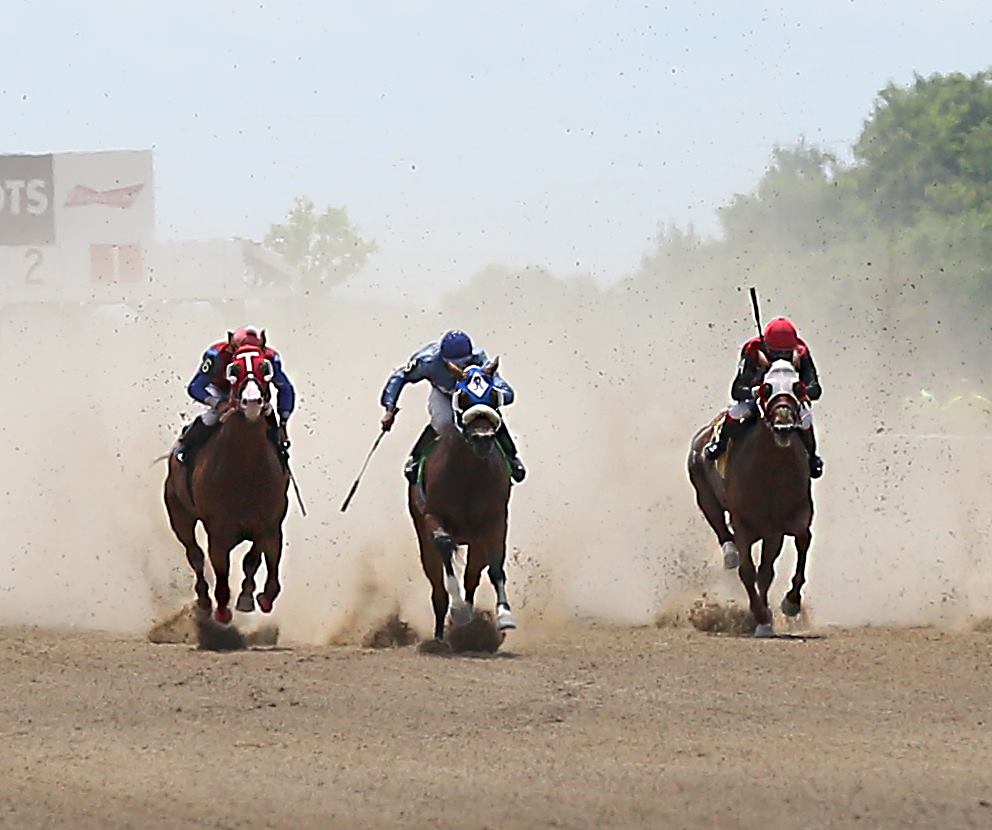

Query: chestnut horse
[
  {"left": 164, "top": 345, "right": 290, "bottom": 624},
  {"left": 409, "top": 359, "right": 517, "bottom": 641},
  {"left": 688, "top": 358, "right": 814, "bottom": 636}
]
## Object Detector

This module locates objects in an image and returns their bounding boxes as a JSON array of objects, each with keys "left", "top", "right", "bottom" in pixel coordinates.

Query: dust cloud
[{"left": 0, "top": 256, "right": 989, "bottom": 642}]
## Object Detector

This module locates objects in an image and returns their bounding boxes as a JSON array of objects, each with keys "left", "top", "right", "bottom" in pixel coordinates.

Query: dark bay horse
[
  {"left": 164, "top": 346, "right": 290, "bottom": 624},
  {"left": 688, "top": 358, "right": 814, "bottom": 636},
  {"left": 409, "top": 359, "right": 517, "bottom": 641}
]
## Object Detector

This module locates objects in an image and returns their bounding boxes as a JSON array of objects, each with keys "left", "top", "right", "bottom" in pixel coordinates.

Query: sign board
[{"left": 0, "top": 150, "right": 154, "bottom": 303}]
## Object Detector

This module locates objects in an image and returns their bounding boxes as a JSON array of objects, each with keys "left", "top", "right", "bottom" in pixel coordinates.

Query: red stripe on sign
[
  {"left": 65, "top": 183, "right": 144, "bottom": 209},
  {"left": 90, "top": 244, "right": 144, "bottom": 283}
]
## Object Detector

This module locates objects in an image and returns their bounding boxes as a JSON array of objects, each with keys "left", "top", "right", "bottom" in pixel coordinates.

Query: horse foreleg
[
  {"left": 757, "top": 534, "right": 784, "bottom": 627},
  {"left": 423, "top": 512, "right": 470, "bottom": 627},
  {"left": 257, "top": 529, "right": 284, "bottom": 614},
  {"left": 734, "top": 527, "right": 771, "bottom": 635},
  {"left": 165, "top": 489, "right": 211, "bottom": 617},
  {"left": 483, "top": 528, "right": 516, "bottom": 631},
  {"left": 463, "top": 545, "right": 486, "bottom": 609},
  {"left": 782, "top": 529, "right": 811, "bottom": 618},
  {"left": 206, "top": 533, "right": 236, "bottom": 625},
  {"left": 689, "top": 464, "right": 738, "bottom": 569},
  {"left": 236, "top": 543, "right": 263, "bottom": 613}
]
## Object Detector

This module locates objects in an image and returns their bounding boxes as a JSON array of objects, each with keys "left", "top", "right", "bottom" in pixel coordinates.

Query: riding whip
[
  {"left": 340, "top": 428, "right": 389, "bottom": 512},
  {"left": 288, "top": 465, "right": 308, "bottom": 517},
  {"left": 749, "top": 286, "right": 767, "bottom": 353}
]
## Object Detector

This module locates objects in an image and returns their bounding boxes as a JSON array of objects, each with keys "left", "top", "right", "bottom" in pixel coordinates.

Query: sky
[{"left": 2, "top": 0, "right": 991, "bottom": 296}]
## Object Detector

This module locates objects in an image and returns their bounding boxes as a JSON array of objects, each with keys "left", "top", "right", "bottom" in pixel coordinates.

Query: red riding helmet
[
  {"left": 231, "top": 325, "right": 264, "bottom": 349},
  {"left": 763, "top": 317, "right": 799, "bottom": 352}
]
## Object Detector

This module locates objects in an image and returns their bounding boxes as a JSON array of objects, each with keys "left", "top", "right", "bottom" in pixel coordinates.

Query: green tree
[
  {"left": 264, "top": 197, "right": 377, "bottom": 289},
  {"left": 854, "top": 71, "right": 992, "bottom": 226}
]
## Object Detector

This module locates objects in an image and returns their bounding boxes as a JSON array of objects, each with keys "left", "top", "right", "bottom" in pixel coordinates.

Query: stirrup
[
  {"left": 404, "top": 457, "right": 419, "bottom": 485},
  {"left": 704, "top": 440, "right": 724, "bottom": 460}
]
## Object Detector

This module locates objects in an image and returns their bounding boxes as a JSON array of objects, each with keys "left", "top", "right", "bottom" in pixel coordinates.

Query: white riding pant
[
  {"left": 728, "top": 399, "right": 813, "bottom": 431},
  {"left": 196, "top": 385, "right": 225, "bottom": 426},
  {"left": 428, "top": 386, "right": 456, "bottom": 433}
]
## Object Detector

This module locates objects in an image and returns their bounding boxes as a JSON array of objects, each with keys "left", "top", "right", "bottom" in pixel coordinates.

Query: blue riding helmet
[{"left": 440, "top": 329, "right": 473, "bottom": 361}]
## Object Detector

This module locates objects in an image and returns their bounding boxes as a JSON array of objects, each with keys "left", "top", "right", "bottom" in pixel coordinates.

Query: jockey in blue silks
[{"left": 379, "top": 329, "right": 526, "bottom": 484}]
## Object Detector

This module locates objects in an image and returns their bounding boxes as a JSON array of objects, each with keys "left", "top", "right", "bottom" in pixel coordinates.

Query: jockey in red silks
[
  {"left": 705, "top": 317, "right": 824, "bottom": 478},
  {"left": 174, "top": 325, "right": 296, "bottom": 466}
]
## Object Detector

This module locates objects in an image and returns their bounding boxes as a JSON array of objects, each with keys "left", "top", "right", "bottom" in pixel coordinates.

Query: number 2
[{"left": 25, "top": 248, "right": 43, "bottom": 284}]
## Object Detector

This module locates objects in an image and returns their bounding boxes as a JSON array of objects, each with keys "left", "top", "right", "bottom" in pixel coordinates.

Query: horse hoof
[
  {"left": 496, "top": 606, "right": 517, "bottom": 631},
  {"left": 215, "top": 606, "right": 233, "bottom": 625},
  {"left": 721, "top": 541, "right": 740, "bottom": 570},
  {"left": 781, "top": 597, "right": 801, "bottom": 618},
  {"left": 450, "top": 604, "right": 472, "bottom": 627},
  {"left": 256, "top": 594, "right": 274, "bottom": 614},
  {"left": 235, "top": 594, "right": 255, "bottom": 613},
  {"left": 195, "top": 604, "right": 212, "bottom": 622},
  {"left": 753, "top": 623, "right": 775, "bottom": 638}
]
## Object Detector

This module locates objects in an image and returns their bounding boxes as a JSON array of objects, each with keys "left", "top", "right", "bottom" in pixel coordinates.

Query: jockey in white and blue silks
[{"left": 380, "top": 329, "right": 526, "bottom": 484}]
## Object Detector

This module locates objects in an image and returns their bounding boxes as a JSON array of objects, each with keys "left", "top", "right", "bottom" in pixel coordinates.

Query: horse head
[
  {"left": 756, "top": 358, "right": 804, "bottom": 448},
  {"left": 446, "top": 357, "right": 504, "bottom": 457},
  {"left": 223, "top": 346, "right": 274, "bottom": 423}
]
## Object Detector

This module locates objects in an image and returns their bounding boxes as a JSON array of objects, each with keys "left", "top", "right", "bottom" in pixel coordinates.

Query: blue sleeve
[
  {"left": 493, "top": 373, "right": 515, "bottom": 406},
  {"left": 381, "top": 349, "right": 431, "bottom": 410},
  {"left": 476, "top": 350, "right": 514, "bottom": 406},
  {"left": 271, "top": 355, "right": 295, "bottom": 418},
  {"left": 188, "top": 348, "right": 220, "bottom": 404}
]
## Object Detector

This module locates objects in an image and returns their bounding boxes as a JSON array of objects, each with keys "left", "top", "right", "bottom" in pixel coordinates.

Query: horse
[
  {"left": 687, "top": 357, "right": 814, "bottom": 636},
  {"left": 164, "top": 345, "right": 290, "bottom": 624},
  {"left": 408, "top": 358, "right": 518, "bottom": 641}
]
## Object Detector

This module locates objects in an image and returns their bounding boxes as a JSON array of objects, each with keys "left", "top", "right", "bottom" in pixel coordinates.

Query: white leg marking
[{"left": 496, "top": 604, "right": 517, "bottom": 631}]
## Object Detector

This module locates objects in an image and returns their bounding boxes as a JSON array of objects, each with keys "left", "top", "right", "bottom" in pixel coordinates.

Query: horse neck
[
  {"left": 213, "top": 412, "right": 273, "bottom": 466},
  {"left": 434, "top": 428, "right": 505, "bottom": 481},
  {"left": 736, "top": 421, "right": 806, "bottom": 482}
]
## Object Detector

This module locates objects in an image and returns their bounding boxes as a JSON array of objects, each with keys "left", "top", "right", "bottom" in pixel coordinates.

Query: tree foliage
[{"left": 264, "top": 197, "right": 377, "bottom": 289}]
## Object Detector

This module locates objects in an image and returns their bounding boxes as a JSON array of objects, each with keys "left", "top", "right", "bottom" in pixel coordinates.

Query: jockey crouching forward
[
  {"left": 705, "top": 317, "right": 824, "bottom": 479},
  {"left": 175, "top": 325, "right": 296, "bottom": 466},
  {"left": 380, "top": 329, "right": 526, "bottom": 484}
]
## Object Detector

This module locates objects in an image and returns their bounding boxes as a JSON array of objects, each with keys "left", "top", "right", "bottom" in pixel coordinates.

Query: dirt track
[{"left": 1, "top": 624, "right": 991, "bottom": 829}]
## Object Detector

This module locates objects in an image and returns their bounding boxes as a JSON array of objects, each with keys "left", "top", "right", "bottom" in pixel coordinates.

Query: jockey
[
  {"left": 379, "top": 329, "right": 526, "bottom": 484},
  {"left": 175, "top": 325, "right": 296, "bottom": 465},
  {"left": 705, "top": 317, "right": 824, "bottom": 478}
]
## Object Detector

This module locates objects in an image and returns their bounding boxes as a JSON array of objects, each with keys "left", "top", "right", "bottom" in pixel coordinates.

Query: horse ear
[
  {"left": 756, "top": 350, "right": 770, "bottom": 370},
  {"left": 227, "top": 330, "right": 235, "bottom": 348},
  {"left": 791, "top": 349, "right": 800, "bottom": 370},
  {"left": 483, "top": 355, "right": 500, "bottom": 377},
  {"left": 260, "top": 329, "right": 267, "bottom": 349},
  {"left": 446, "top": 359, "right": 467, "bottom": 380}
]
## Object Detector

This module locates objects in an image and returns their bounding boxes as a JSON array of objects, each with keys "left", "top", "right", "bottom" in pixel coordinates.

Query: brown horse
[
  {"left": 164, "top": 346, "right": 290, "bottom": 624},
  {"left": 409, "top": 359, "right": 517, "bottom": 641},
  {"left": 688, "top": 358, "right": 814, "bottom": 636}
]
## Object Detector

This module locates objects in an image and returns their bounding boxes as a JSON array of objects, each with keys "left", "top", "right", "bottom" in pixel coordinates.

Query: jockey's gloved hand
[
  {"left": 806, "top": 381, "right": 822, "bottom": 401},
  {"left": 381, "top": 408, "right": 397, "bottom": 432},
  {"left": 277, "top": 414, "right": 291, "bottom": 448}
]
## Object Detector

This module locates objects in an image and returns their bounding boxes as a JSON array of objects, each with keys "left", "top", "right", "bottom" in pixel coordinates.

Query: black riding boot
[
  {"left": 496, "top": 424, "right": 526, "bottom": 483},
  {"left": 799, "top": 428, "right": 823, "bottom": 479},
  {"left": 405, "top": 425, "right": 439, "bottom": 484},
  {"left": 705, "top": 415, "right": 746, "bottom": 461},
  {"left": 266, "top": 412, "right": 291, "bottom": 469},
  {"left": 175, "top": 416, "right": 215, "bottom": 466}
]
